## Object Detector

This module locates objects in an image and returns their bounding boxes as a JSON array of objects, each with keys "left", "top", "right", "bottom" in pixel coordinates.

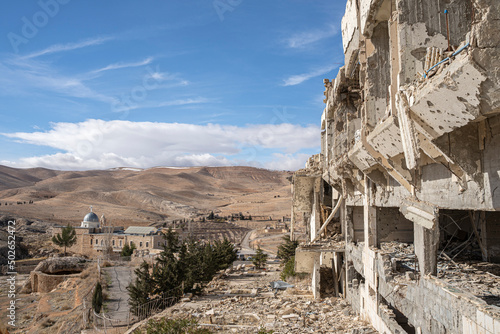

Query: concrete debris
[
  {"left": 437, "top": 261, "right": 500, "bottom": 307},
  {"left": 131, "top": 263, "right": 376, "bottom": 334},
  {"left": 164, "top": 293, "right": 375, "bottom": 334}
]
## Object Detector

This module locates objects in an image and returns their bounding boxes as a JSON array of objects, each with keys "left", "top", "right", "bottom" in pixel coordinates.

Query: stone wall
[{"left": 31, "top": 271, "right": 81, "bottom": 293}]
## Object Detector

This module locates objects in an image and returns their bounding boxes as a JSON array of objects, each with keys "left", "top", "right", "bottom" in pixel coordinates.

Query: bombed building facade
[{"left": 292, "top": 0, "right": 500, "bottom": 333}]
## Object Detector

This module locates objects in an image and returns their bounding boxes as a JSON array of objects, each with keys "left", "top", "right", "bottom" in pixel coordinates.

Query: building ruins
[{"left": 292, "top": 0, "right": 500, "bottom": 333}]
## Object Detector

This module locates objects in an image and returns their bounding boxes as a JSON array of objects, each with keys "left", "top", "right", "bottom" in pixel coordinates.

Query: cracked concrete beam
[
  {"left": 397, "top": 91, "right": 420, "bottom": 170},
  {"left": 348, "top": 140, "right": 379, "bottom": 172},
  {"left": 361, "top": 131, "right": 413, "bottom": 194},
  {"left": 400, "top": 197, "right": 438, "bottom": 229},
  {"left": 367, "top": 115, "right": 404, "bottom": 160},
  {"left": 415, "top": 130, "right": 468, "bottom": 190},
  {"left": 408, "top": 53, "right": 486, "bottom": 138}
]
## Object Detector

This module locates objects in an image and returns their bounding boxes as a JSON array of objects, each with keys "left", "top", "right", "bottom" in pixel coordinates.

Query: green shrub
[
  {"left": 252, "top": 247, "right": 268, "bottom": 269},
  {"left": 92, "top": 282, "right": 103, "bottom": 314},
  {"left": 257, "top": 327, "right": 274, "bottom": 334},
  {"left": 277, "top": 235, "right": 299, "bottom": 265},
  {"left": 280, "top": 256, "right": 296, "bottom": 281}
]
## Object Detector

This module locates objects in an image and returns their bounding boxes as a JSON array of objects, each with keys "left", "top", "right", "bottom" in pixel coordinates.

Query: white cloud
[
  {"left": 285, "top": 25, "right": 338, "bottom": 49},
  {"left": 23, "top": 36, "right": 113, "bottom": 59},
  {"left": 2, "top": 119, "right": 320, "bottom": 171},
  {"left": 264, "top": 153, "right": 311, "bottom": 171},
  {"left": 91, "top": 57, "right": 154, "bottom": 74},
  {"left": 283, "top": 65, "right": 336, "bottom": 86}
]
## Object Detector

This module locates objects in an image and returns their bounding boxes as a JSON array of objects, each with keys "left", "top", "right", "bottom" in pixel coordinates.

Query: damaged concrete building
[{"left": 292, "top": 0, "right": 500, "bottom": 333}]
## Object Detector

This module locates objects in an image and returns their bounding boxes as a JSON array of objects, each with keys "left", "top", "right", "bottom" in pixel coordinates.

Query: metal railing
[{"left": 131, "top": 294, "right": 180, "bottom": 322}]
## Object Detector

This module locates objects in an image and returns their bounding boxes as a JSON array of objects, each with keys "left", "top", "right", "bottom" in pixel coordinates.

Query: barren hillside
[{"left": 0, "top": 166, "right": 292, "bottom": 226}]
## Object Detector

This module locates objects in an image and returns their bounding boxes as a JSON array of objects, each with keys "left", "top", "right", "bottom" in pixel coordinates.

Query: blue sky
[{"left": 0, "top": 0, "right": 346, "bottom": 171}]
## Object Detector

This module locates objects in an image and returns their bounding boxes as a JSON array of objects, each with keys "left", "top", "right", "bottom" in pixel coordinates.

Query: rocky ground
[
  {"left": 128, "top": 262, "right": 376, "bottom": 334},
  {"left": 0, "top": 263, "right": 99, "bottom": 334}
]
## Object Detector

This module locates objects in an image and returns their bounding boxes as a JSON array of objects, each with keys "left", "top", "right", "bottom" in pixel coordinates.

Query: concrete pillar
[
  {"left": 364, "top": 178, "right": 378, "bottom": 248},
  {"left": 414, "top": 223, "right": 439, "bottom": 275},
  {"left": 345, "top": 206, "right": 354, "bottom": 243},
  {"left": 312, "top": 254, "right": 321, "bottom": 299},
  {"left": 310, "top": 183, "right": 322, "bottom": 242}
]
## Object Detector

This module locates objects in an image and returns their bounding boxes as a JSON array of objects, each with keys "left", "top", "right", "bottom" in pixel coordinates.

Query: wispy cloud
[
  {"left": 285, "top": 25, "right": 338, "bottom": 49},
  {"left": 158, "top": 97, "right": 210, "bottom": 107},
  {"left": 111, "top": 94, "right": 204, "bottom": 113},
  {"left": 283, "top": 65, "right": 336, "bottom": 86},
  {"left": 23, "top": 36, "right": 113, "bottom": 59},
  {"left": 0, "top": 56, "right": 117, "bottom": 104},
  {"left": 1, "top": 119, "right": 320, "bottom": 170},
  {"left": 91, "top": 57, "right": 154, "bottom": 74}
]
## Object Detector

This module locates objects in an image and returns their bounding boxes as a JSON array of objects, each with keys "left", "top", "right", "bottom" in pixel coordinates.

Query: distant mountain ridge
[
  {"left": 0, "top": 165, "right": 62, "bottom": 191},
  {"left": 0, "top": 165, "right": 292, "bottom": 226}
]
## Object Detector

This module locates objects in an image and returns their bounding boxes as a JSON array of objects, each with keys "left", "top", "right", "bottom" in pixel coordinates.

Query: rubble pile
[
  {"left": 437, "top": 261, "right": 500, "bottom": 307},
  {"left": 380, "top": 242, "right": 416, "bottom": 271},
  {"left": 165, "top": 295, "right": 375, "bottom": 333},
  {"left": 301, "top": 233, "right": 345, "bottom": 249},
  {"left": 319, "top": 267, "right": 337, "bottom": 296},
  {"left": 133, "top": 263, "right": 376, "bottom": 334},
  {"left": 380, "top": 241, "right": 500, "bottom": 307}
]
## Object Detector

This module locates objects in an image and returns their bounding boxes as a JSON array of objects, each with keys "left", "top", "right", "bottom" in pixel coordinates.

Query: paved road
[
  {"left": 240, "top": 230, "right": 279, "bottom": 257},
  {"left": 102, "top": 265, "right": 135, "bottom": 324},
  {"left": 240, "top": 229, "right": 254, "bottom": 252}
]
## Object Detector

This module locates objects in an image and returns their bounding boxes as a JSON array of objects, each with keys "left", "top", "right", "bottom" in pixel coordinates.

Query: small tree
[
  {"left": 252, "top": 247, "right": 268, "bottom": 269},
  {"left": 128, "top": 261, "right": 154, "bottom": 314},
  {"left": 212, "top": 238, "right": 238, "bottom": 271},
  {"left": 280, "top": 256, "right": 296, "bottom": 281},
  {"left": 121, "top": 242, "right": 136, "bottom": 257},
  {"left": 277, "top": 235, "right": 299, "bottom": 265},
  {"left": 52, "top": 224, "right": 77, "bottom": 256},
  {"left": 92, "top": 282, "right": 103, "bottom": 314}
]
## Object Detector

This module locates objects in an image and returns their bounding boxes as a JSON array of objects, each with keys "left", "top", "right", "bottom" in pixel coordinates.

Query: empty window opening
[
  {"left": 380, "top": 295, "right": 416, "bottom": 334},
  {"left": 437, "top": 209, "right": 500, "bottom": 307},
  {"left": 352, "top": 206, "right": 365, "bottom": 244}
]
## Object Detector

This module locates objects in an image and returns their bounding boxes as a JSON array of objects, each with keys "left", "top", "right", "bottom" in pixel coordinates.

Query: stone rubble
[
  {"left": 151, "top": 264, "right": 377, "bottom": 334},
  {"left": 380, "top": 241, "right": 500, "bottom": 307}
]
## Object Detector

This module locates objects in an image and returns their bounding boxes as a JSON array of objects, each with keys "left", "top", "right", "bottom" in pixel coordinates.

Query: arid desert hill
[{"left": 0, "top": 165, "right": 292, "bottom": 226}]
